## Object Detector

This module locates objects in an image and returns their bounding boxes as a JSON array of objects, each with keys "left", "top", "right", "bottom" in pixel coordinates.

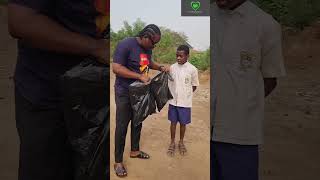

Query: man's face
[
  {"left": 176, "top": 50, "right": 188, "bottom": 65},
  {"left": 142, "top": 34, "right": 161, "bottom": 50},
  {"left": 215, "top": 0, "right": 243, "bottom": 10}
]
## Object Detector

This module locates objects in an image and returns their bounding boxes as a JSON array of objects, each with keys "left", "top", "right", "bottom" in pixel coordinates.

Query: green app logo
[{"left": 191, "top": 1, "right": 201, "bottom": 11}]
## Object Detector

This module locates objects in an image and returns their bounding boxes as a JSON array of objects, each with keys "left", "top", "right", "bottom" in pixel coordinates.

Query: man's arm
[
  {"left": 149, "top": 60, "right": 169, "bottom": 72},
  {"left": 149, "top": 61, "right": 162, "bottom": 71},
  {"left": 112, "top": 63, "right": 150, "bottom": 83},
  {"left": 264, "top": 78, "right": 277, "bottom": 97},
  {"left": 8, "top": 4, "right": 109, "bottom": 63}
]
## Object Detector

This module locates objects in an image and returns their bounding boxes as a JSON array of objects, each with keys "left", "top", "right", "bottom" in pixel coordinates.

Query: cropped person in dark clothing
[{"left": 8, "top": 0, "right": 109, "bottom": 179}]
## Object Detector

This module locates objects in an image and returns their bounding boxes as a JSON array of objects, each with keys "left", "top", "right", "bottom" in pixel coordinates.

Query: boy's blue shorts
[{"left": 168, "top": 104, "right": 191, "bottom": 125}]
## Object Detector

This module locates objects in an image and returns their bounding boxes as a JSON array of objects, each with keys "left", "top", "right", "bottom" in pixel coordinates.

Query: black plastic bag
[
  {"left": 150, "top": 72, "right": 173, "bottom": 111},
  {"left": 61, "top": 59, "right": 109, "bottom": 180},
  {"left": 128, "top": 72, "right": 173, "bottom": 126},
  {"left": 128, "top": 81, "right": 156, "bottom": 126}
]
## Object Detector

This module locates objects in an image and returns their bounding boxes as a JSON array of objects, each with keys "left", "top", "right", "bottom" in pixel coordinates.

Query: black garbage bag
[
  {"left": 128, "top": 81, "right": 156, "bottom": 126},
  {"left": 150, "top": 72, "right": 173, "bottom": 111},
  {"left": 61, "top": 59, "right": 109, "bottom": 180}
]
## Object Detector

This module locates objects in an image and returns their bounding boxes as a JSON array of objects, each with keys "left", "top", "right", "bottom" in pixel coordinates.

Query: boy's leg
[
  {"left": 167, "top": 122, "right": 177, "bottom": 156},
  {"left": 178, "top": 124, "right": 187, "bottom": 155},
  {"left": 170, "top": 122, "right": 177, "bottom": 143},
  {"left": 212, "top": 141, "right": 259, "bottom": 180},
  {"left": 179, "top": 124, "right": 186, "bottom": 142},
  {"left": 177, "top": 106, "right": 191, "bottom": 155},
  {"left": 167, "top": 105, "right": 178, "bottom": 156}
]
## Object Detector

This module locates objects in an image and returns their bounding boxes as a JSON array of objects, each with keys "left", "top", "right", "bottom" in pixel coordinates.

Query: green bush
[
  {"left": 257, "top": 0, "right": 320, "bottom": 29},
  {"left": 189, "top": 49, "right": 210, "bottom": 71},
  {"left": 111, "top": 19, "right": 210, "bottom": 71}
]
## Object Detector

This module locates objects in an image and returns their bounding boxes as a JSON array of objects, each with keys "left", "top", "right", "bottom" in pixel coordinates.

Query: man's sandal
[
  {"left": 130, "top": 151, "right": 150, "bottom": 159},
  {"left": 114, "top": 164, "right": 127, "bottom": 177}
]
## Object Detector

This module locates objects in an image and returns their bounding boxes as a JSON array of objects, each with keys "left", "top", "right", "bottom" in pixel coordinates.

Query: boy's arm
[
  {"left": 264, "top": 78, "right": 277, "bottom": 97},
  {"left": 260, "top": 17, "right": 286, "bottom": 97},
  {"left": 149, "top": 60, "right": 169, "bottom": 72},
  {"left": 193, "top": 86, "right": 197, "bottom": 92},
  {"left": 191, "top": 68, "right": 200, "bottom": 89}
]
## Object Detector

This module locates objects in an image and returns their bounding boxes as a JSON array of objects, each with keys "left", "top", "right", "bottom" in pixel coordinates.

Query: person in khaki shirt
[
  {"left": 167, "top": 45, "right": 199, "bottom": 156},
  {"left": 210, "top": 0, "right": 286, "bottom": 180}
]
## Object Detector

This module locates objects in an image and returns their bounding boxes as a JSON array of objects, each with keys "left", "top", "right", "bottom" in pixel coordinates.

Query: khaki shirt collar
[{"left": 221, "top": 0, "right": 250, "bottom": 17}]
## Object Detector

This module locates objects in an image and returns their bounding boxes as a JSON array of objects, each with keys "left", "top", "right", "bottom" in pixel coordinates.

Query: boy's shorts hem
[{"left": 168, "top": 104, "right": 191, "bottom": 125}]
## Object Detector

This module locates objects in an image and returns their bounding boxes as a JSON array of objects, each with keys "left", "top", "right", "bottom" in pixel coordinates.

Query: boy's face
[{"left": 176, "top": 50, "right": 189, "bottom": 65}]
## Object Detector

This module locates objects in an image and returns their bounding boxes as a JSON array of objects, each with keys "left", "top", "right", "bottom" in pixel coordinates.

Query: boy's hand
[{"left": 160, "top": 65, "right": 170, "bottom": 72}]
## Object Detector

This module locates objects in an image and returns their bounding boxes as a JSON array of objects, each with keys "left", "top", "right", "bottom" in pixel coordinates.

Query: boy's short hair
[{"left": 177, "top": 45, "right": 190, "bottom": 55}]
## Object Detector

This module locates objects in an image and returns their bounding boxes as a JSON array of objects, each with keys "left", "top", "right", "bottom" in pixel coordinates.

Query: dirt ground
[
  {"left": 1, "top": 5, "right": 320, "bottom": 180},
  {"left": 260, "top": 21, "right": 320, "bottom": 180},
  {"left": 109, "top": 69, "right": 210, "bottom": 180}
]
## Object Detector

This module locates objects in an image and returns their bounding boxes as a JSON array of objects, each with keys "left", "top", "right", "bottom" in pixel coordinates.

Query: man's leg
[
  {"left": 212, "top": 141, "right": 259, "bottom": 180},
  {"left": 15, "top": 90, "right": 73, "bottom": 180},
  {"left": 130, "top": 120, "right": 142, "bottom": 153},
  {"left": 114, "top": 95, "right": 131, "bottom": 163}
]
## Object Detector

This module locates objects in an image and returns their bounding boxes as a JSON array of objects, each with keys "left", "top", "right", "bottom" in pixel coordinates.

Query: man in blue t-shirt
[
  {"left": 112, "top": 24, "right": 169, "bottom": 177},
  {"left": 8, "top": 0, "right": 109, "bottom": 180}
]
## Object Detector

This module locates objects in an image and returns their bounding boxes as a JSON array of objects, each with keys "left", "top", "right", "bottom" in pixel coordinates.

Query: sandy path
[{"left": 109, "top": 69, "right": 211, "bottom": 180}]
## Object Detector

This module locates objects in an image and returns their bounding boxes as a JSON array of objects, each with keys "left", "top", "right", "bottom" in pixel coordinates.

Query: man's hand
[{"left": 138, "top": 74, "right": 151, "bottom": 84}]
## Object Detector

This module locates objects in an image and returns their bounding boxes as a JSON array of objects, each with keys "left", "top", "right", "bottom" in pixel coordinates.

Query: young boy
[{"left": 167, "top": 45, "right": 199, "bottom": 156}]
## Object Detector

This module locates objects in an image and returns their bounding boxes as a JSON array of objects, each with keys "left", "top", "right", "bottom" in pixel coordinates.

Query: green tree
[
  {"left": 111, "top": 19, "right": 210, "bottom": 71},
  {"left": 256, "top": 0, "right": 320, "bottom": 29}
]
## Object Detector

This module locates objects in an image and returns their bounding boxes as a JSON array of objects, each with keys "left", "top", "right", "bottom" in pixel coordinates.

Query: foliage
[
  {"left": 111, "top": 19, "right": 210, "bottom": 70},
  {"left": 257, "top": 0, "right": 320, "bottom": 29}
]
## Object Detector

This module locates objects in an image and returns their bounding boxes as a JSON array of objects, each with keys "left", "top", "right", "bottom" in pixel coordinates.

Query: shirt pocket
[
  {"left": 239, "top": 41, "right": 261, "bottom": 72},
  {"left": 225, "top": 42, "right": 260, "bottom": 75},
  {"left": 182, "top": 73, "right": 192, "bottom": 97}
]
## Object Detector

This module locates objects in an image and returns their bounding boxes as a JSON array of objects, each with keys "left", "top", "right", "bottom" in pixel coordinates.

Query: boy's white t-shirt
[{"left": 168, "top": 62, "right": 199, "bottom": 108}]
